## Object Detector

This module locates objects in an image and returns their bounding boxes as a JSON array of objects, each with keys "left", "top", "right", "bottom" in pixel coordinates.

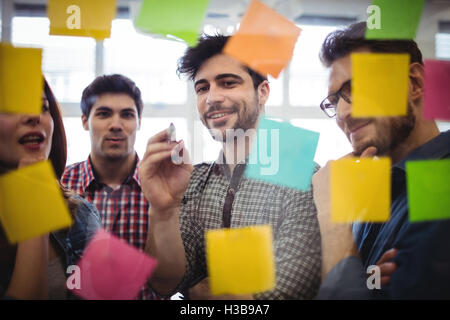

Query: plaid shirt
[
  {"left": 61, "top": 155, "right": 158, "bottom": 300},
  {"left": 177, "top": 159, "right": 322, "bottom": 299}
]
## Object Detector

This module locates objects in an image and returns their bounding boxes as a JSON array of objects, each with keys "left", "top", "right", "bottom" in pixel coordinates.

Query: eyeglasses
[{"left": 320, "top": 80, "right": 352, "bottom": 118}]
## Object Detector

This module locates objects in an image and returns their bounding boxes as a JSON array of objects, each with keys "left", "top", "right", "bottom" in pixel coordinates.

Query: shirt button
[{"left": 228, "top": 188, "right": 235, "bottom": 195}]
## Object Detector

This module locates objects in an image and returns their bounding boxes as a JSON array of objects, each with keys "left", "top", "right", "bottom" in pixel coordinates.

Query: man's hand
[
  {"left": 188, "top": 278, "right": 254, "bottom": 300},
  {"left": 313, "top": 146, "right": 378, "bottom": 280},
  {"left": 376, "top": 248, "right": 398, "bottom": 286},
  {"left": 138, "top": 129, "right": 193, "bottom": 213}
]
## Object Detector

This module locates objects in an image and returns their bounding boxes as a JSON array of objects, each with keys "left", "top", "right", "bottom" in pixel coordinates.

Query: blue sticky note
[{"left": 245, "top": 116, "right": 319, "bottom": 191}]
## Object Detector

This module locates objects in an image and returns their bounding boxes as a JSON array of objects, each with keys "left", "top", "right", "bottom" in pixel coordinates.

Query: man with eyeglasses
[{"left": 312, "top": 21, "right": 450, "bottom": 299}]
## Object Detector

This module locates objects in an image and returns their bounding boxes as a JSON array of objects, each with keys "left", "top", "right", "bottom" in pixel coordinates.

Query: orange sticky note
[
  {"left": 223, "top": 0, "right": 301, "bottom": 78},
  {"left": 330, "top": 158, "right": 391, "bottom": 223},
  {"left": 206, "top": 225, "right": 275, "bottom": 296},
  {"left": 0, "top": 43, "right": 43, "bottom": 115},
  {"left": 0, "top": 161, "right": 73, "bottom": 243},
  {"left": 48, "top": 0, "right": 116, "bottom": 40}
]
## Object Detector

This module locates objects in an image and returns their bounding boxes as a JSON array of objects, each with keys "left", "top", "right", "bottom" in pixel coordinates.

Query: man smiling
[
  {"left": 139, "top": 34, "right": 321, "bottom": 300},
  {"left": 313, "top": 22, "right": 450, "bottom": 299}
]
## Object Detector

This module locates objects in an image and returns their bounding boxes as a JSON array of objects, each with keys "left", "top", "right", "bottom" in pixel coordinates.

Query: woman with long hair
[{"left": 0, "top": 79, "right": 100, "bottom": 299}]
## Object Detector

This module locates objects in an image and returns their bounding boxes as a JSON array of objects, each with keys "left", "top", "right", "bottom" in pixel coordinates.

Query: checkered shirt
[
  {"left": 177, "top": 161, "right": 322, "bottom": 299},
  {"left": 61, "top": 155, "right": 158, "bottom": 300}
]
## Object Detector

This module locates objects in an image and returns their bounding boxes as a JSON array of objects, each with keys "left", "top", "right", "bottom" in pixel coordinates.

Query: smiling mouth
[
  {"left": 207, "top": 110, "right": 235, "bottom": 121},
  {"left": 19, "top": 134, "right": 45, "bottom": 146},
  {"left": 349, "top": 121, "right": 371, "bottom": 134}
]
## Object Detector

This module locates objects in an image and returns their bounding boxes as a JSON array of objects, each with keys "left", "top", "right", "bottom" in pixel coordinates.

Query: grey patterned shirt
[{"left": 176, "top": 159, "right": 322, "bottom": 300}]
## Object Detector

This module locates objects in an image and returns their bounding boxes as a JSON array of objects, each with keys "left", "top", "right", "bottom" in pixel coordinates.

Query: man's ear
[
  {"left": 409, "top": 62, "right": 425, "bottom": 101},
  {"left": 82, "top": 114, "right": 89, "bottom": 131},
  {"left": 137, "top": 116, "right": 141, "bottom": 130},
  {"left": 257, "top": 80, "right": 270, "bottom": 110}
]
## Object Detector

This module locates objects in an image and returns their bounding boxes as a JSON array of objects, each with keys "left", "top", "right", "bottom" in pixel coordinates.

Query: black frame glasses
[{"left": 320, "top": 80, "right": 352, "bottom": 118}]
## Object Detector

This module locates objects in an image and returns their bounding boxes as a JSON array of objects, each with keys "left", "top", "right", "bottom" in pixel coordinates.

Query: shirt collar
[
  {"left": 213, "top": 150, "right": 247, "bottom": 179},
  {"left": 84, "top": 154, "right": 142, "bottom": 189},
  {"left": 394, "top": 130, "right": 450, "bottom": 171},
  {"left": 83, "top": 157, "right": 96, "bottom": 189}
]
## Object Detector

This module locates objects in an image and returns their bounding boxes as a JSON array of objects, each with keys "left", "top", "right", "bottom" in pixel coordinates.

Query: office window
[
  {"left": 289, "top": 25, "right": 336, "bottom": 107},
  {"left": 12, "top": 17, "right": 95, "bottom": 102},
  {"left": 104, "top": 19, "right": 188, "bottom": 104},
  {"left": 436, "top": 33, "right": 450, "bottom": 59}
]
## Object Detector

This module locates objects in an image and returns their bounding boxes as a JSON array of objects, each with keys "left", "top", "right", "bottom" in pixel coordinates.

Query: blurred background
[{"left": 1, "top": 0, "right": 449, "bottom": 166}]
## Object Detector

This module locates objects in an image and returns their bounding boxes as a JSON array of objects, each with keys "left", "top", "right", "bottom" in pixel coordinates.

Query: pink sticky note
[
  {"left": 424, "top": 59, "right": 450, "bottom": 121},
  {"left": 72, "top": 229, "right": 157, "bottom": 300}
]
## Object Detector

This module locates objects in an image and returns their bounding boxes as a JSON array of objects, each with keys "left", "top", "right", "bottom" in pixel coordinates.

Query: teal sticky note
[
  {"left": 406, "top": 159, "right": 450, "bottom": 222},
  {"left": 134, "top": 0, "right": 210, "bottom": 47},
  {"left": 365, "top": 0, "right": 424, "bottom": 40},
  {"left": 245, "top": 116, "right": 319, "bottom": 191}
]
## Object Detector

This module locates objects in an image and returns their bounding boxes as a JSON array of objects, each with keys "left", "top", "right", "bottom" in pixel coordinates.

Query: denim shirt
[
  {"left": 1, "top": 196, "right": 101, "bottom": 298},
  {"left": 51, "top": 195, "right": 101, "bottom": 269}
]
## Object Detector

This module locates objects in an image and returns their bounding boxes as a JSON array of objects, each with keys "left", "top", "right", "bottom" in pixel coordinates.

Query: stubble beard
[
  {"left": 203, "top": 96, "right": 261, "bottom": 143},
  {"left": 353, "top": 104, "right": 416, "bottom": 156}
]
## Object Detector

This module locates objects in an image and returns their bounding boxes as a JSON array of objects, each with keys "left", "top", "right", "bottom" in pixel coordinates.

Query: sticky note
[
  {"left": 72, "top": 229, "right": 158, "bottom": 300},
  {"left": 206, "top": 225, "right": 275, "bottom": 295},
  {"left": 223, "top": 0, "right": 301, "bottom": 78},
  {"left": 352, "top": 53, "right": 410, "bottom": 117},
  {"left": 0, "top": 43, "right": 43, "bottom": 115},
  {"left": 134, "top": 0, "right": 209, "bottom": 47},
  {"left": 245, "top": 116, "right": 319, "bottom": 191},
  {"left": 406, "top": 159, "right": 450, "bottom": 222},
  {"left": 47, "top": 0, "right": 116, "bottom": 39},
  {"left": 365, "top": 0, "right": 425, "bottom": 40},
  {"left": 423, "top": 60, "right": 450, "bottom": 121},
  {"left": 0, "top": 161, "right": 72, "bottom": 243},
  {"left": 331, "top": 158, "right": 391, "bottom": 222}
]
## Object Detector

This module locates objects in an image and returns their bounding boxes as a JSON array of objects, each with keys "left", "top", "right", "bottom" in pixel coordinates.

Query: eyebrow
[
  {"left": 328, "top": 79, "right": 351, "bottom": 96},
  {"left": 194, "top": 73, "right": 244, "bottom": 87}
]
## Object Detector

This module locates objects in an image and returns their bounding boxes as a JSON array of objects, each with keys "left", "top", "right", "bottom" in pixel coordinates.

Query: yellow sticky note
[
  {"left": 352, "top": 53, "right": 410, "bottom": 117},
  {"left": 206, "top": 225, "right": 275, "bottom": 296},
  {"left": 330, "top": 158, "right": 391, "bottom": 223},
  {"left": 0, "top": 161, "right": 73, "bottom": 244},
  {"left": 48, "top": 0, "right": 116, "bottom": 40},
  {"left": 0, "top": 43, "right": 43, "bottom": 115},
  {"left": 223, "top": 0, "right": 301, "bottom": 78}
]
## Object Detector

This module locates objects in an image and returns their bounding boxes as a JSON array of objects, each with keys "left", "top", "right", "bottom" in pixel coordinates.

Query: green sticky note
[
  {"left": 365, "top": 0, "right": 424, "bottom": 40},
  {"left": 245, "top": 116, "right": 319, "bottom": 191},
  {"left": 406, "top": 159, "right": 450, "bottom": 222},
  {"left": 134, "top": 0, "right": 209, "bottom": 46}
]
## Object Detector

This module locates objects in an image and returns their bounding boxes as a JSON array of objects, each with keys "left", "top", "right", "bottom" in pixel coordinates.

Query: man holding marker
[
  {"left": 61, "top": 74, "right": 158, "bottom": 300},
  {"left": 139, "top": 34, "right": 321, "bottom": 300},
  {"left": 313, "top": 22, "right": 450, "bottom": 299}
]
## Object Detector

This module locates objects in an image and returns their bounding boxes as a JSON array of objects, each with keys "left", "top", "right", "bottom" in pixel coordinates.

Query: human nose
[
  {"left": 21, "top": 113, "right": 41, "bottom": 126},
  {"left": 206, "top": 85, "right": 225, "bottom": 107},
  {"left": 336, "top": 98, "right": 352, "bottom": 122},
  {"left": 109, "top": 114, "right": 123, "bottom": 131}
]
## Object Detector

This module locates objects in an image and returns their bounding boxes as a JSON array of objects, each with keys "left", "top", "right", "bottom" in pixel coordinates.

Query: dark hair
[
  {"left": 320, "top": 21, "right": 423, "bottom": 67},
  {"left": 80, "top": 74, "right": 143, "bottom": 118},
  {"left": 45, "top": 79, "right": 67, "bottom": 179},
  {"left": 177, "top": 34, "right": 267, "bottom": 89},
  {"left": 44, "top": 79, "right": 80, "bottom": 214}
]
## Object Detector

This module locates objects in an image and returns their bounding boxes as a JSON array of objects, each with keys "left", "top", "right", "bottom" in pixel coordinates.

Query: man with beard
[
  {"left": 313, "top": 22, "right": 450, "bottom": 299},
  {"left": 138, "top": 34, "right": 321, "bottom": 299},
  {"left": 62, "top": 74, "right": 158, "bottom": 299}
]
